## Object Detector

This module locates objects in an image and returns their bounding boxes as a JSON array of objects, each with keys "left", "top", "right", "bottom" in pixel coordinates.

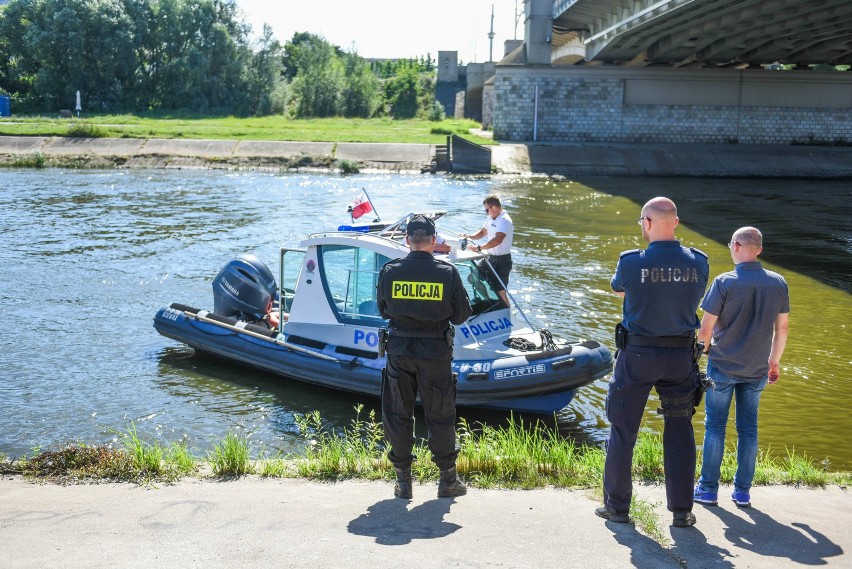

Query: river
[{"left": 1, "top": 169, "right": 850, "bottom": 468}]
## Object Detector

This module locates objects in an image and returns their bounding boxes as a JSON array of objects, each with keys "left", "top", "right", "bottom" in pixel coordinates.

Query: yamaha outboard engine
[{"left": 212, "top": 254, "right": 277, "bottom": 322}]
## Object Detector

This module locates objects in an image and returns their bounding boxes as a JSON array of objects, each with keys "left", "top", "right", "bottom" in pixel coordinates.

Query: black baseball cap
[{"left": 406, "top": 215, "right": 436, "bottom": 236}]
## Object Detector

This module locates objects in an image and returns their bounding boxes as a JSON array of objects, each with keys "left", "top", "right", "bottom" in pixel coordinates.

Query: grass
[
  {"left": 5, "top": 151, "right": 46, "bottom": 168},
  {"left": 0, "top": 114, "right": 490, "bottom": 145},
  {"left": 3, "top": 410, "right": 850, "bottom": 543},
  {"left": 208, "top": 431, "right": 254, "bottom": 476}
]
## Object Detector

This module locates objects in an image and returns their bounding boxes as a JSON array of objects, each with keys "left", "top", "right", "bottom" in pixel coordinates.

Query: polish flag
[{"left": 348, "top": 192, "right": 373, "bottom": 220}]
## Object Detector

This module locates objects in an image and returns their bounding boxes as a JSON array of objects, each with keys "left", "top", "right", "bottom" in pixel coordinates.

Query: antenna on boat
[
  {"left": 482, "top": 257, "right": 536, "bottom": 331},
  {"left": 362, "top": 188, "right": 381, "bottom": 223}
]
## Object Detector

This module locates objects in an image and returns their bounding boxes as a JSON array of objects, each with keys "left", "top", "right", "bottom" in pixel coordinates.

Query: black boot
[
  {"left": 394, "top": 467, "right": 412, "bottom": 499},
  {"left": 437, "top": 466, "right": 467, "bottom": 497}
]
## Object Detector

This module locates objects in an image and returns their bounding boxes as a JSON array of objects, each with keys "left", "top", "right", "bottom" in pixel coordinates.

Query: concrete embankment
[
  {"left": 1, "top": 135, "right": 852, "bottom": 177},
  {"left": 1, "top": 476, "right": 849, "bottom": 568}
]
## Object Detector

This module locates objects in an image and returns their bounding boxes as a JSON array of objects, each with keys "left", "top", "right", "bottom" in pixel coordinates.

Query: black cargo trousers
[
  {"left": 603, "top": 344, "right": 700, "bottom": 514},
  {"left": 382, "top": 352, "right": 459, "bottom": 472}
]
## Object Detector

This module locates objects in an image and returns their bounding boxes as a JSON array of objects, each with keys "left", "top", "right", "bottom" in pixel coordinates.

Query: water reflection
[{"left": 0, "top": 169, "right": 850, "bottom": 469}]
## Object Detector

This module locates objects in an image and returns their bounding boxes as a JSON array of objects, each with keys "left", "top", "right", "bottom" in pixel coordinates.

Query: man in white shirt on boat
[{"left": 463, "top": 194, "right": 514, "bottom": 307}]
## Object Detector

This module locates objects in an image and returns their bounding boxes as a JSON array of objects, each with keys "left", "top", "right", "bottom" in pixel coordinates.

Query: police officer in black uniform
[
  {"left": 596, "top": 197, "right": 709, "bottom": 528},
  {"left": 376, "top": 215, "right": 472, "bottom": 499}
]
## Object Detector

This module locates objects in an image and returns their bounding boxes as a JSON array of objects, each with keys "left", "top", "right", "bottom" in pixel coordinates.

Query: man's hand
[{"left": 768, "top": 361, "right": 780, "bottom": 384}]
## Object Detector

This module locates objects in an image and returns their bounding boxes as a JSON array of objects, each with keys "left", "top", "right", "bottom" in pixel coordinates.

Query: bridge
[
  {"left": 477, "top": 0, "right": 852, "bottom": 144},
  {"left": 545, "top": 0, "right": 852, "bottom": 66}
]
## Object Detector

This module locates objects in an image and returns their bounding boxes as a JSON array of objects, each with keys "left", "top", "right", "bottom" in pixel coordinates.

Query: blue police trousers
[{"left": 604, "top": 344, "right": 699, "bottom": 514}]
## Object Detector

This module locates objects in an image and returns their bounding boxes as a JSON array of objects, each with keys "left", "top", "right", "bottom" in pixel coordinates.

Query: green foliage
[
  {"left": 428, "top": 100, "right": 447, "bottom": 121},
  {"left": 66, "top": 122, "right": 107, "bottom": 138},
  {"left": 5, "top": 151, "right": 46, "bottom": 168},
  {"left": 23, "top": 444, "right": 136, "bottom": 480},
  {"left": 0, "top": 115, "right": 489, "bottom": 144},
  {"left": 292, "top": 405, "right": 389, "bottom": 480},
  {"left": 336, "top": 159, "right": 361, "bottom": 174},
  {"left": 165, "top": 441, "right": 197, "bottom": 476},
  {"left": 286, "top": 34, "right": 381, "bottom": 118},
  {"left": 0, "top": 2, "right": 441, "bottom": 119},
  {"left": 208, "top": 431, "right": 254, "bottom": 477},
  {"left": 384, "top": 66, "right": 420, "bottom": 119},
  {"left": 122, "top": 422, "right": 165, "bottom": 475}
]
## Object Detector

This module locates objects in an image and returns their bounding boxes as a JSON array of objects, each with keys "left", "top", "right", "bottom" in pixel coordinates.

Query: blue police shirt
[{"left": 611, "top": 240, "right": 709, "bottom": 336}]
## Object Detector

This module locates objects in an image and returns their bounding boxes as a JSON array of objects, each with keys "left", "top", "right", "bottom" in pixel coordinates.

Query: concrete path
[
  {"left": 1, "top": 476, "right": 848, "bottom": 568},
  {"left": 2, "top": 135, "right": 851, "bottom": 177}
]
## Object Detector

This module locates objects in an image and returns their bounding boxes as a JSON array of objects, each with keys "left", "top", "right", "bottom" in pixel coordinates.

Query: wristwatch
[{"left": 477, "top": 245, "right": 482, "bottom": 252}]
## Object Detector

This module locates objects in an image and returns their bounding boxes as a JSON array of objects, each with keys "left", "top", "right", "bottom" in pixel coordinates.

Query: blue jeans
[{"left": 698, "top": 361, "right": 768, "bottom": 493}]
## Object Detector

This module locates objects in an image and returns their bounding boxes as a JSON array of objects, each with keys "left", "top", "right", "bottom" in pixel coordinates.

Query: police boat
[{"left": 153, "top": 212, "right": 613, "bottom": 414}]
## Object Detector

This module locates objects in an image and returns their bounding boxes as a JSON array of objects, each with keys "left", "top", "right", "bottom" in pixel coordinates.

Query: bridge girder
[{"left": 550, "top": 0, "right": 852, "bottom": 66}]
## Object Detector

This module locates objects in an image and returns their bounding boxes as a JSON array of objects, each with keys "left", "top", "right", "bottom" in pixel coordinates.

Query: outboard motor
[{"left": 212, "top": 254, "right": 277, "bottom": 322}]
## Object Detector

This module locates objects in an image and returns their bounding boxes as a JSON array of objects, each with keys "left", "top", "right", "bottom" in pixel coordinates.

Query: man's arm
[
  {"left": 478, "top": 231, "right": 506, "bottom": 252},
  {"left": 767, "top": 312, "right": 789, "bottom": 384},
  {"left": 465, "top": 228, "right": 485, "bottom": 241},
  {"left": 698, "top": 312, "right": 719, "bottom": 352}
]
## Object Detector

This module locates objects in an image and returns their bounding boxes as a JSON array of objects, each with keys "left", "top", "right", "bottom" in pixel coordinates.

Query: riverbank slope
[
  {"left": 1, "top": 476, "right": 847, "bottom": 568},
  {"left": 2, "top": 135, "right": 851, "bottom": 177}
]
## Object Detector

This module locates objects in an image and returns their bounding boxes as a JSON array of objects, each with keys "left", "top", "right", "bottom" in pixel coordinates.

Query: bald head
[
  {"left": 729, "top": 226, "right": 763, "bottom": 262},
  {"left": 640, "top": 197, "right": 679, "bottom": 242},
  {"left": 733, "top": 226, "right": 763, "bottom": 249}
]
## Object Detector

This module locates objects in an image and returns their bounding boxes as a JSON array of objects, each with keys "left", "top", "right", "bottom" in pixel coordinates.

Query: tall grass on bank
[
  {"left": 208, "top": 431, "right": 254, "bottom": 476},
  {"left": 3, "top": 410, "right": 850, "bottom": 489},
  {"left": 65, "top": 122, "right": 107, "bottom": 138},
  {"left": 5, "top": 151, "right": 45, "bottom": 168},
  {"left": 291, "top": 404, "right": 388, "bottom": 480},
  {"left": 457, "top": 415, "right": 605, "bottom": 489}
]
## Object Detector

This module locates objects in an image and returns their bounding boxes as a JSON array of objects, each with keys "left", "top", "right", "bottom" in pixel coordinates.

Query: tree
[
  {"left": 341, "top": 53, "right": 380, "bottom": 118},
  {"left": 384, "top": 66, "right": 420, "bottom": 119},
  {"left": 243, "top": 24, "right": 284, "bottom": 115}
]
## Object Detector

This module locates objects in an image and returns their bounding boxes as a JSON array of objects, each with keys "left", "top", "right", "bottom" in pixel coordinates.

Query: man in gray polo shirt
[{"left": 694, "top": 226, "right": 790, "bottom": 508}]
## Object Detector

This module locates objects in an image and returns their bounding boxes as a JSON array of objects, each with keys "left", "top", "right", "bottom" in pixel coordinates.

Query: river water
[{"left": 1, "top": 169, "right": 850, "bottom": 468}]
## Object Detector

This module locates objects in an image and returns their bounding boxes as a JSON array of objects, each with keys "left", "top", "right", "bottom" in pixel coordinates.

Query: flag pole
[{"left": 361, "top": 188, "right": 381, "bottom": 222}]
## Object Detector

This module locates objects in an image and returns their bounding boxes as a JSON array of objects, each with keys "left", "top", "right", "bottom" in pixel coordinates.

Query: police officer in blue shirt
[
  {"left": 376, "top": 215, "right": 472, "bottom": 499},
  {"left": 596, "top": 197, "right": 709, "bottom": 528}
]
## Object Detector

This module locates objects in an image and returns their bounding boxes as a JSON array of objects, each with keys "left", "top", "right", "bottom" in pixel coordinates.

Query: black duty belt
[
  {"left": 626, "top": 333, "right": 694, "bottom": 348},
  {"left": 488, "top": 253, "right": 511, "bottom": 259},
  {"left": 389, "top": 328, "right": 446, "bottom": 339}
]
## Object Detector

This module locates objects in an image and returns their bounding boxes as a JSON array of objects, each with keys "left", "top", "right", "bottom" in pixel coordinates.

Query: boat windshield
[
  {"left": 454, "top": 259, "right": 506, "bottom": 317},
  {"left": 318, "top": 244, "right": 390, "bottom": 325}
]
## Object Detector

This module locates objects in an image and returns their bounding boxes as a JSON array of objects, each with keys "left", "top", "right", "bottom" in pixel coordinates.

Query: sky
[{"left": 233, "top": 0, "right": 523, "bottom": 64}]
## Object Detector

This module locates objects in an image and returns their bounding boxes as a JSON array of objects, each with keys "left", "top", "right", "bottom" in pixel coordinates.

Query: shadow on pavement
[
  {"left": 701, "top": 505, "right": 845, "bottom": 565},
  {"left": 667, "top": 523, "right": 737, "bottom": 569},
  {"left": 347, "top": 497, "right": 461, "bottom": 545}
]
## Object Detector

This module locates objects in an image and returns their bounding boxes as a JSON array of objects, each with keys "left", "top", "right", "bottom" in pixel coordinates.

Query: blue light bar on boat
[{"left": 337, "top": 225, "right": 372, "bottom": 232}]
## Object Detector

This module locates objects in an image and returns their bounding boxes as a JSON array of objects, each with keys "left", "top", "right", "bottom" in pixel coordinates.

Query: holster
[
  {"left": 614, "top": 322, "right": 627, "bottom": 350},
  {"left": 694, "top": 340, "right": 705, "bottom": 363},
  {"left": 444, "top": 326, "right": 455, "bottom": 349},
  {"left": 694, "top": 372, "right": 715, "bottom": 408},
  {"left": 378, "top": 327, "right": 388, "bottom": 357}
]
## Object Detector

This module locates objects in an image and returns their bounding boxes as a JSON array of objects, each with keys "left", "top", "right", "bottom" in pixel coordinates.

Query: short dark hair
[
  {"left": 408, "top": 233, "right": 434, "bottom": 248},
  {"left": 483, "top": 194, "right": 501, "bottom": 208}
]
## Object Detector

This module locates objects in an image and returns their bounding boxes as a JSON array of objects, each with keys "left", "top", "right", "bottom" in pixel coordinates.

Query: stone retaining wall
[{"left": 493, "top": 67, "right": 852, "bottom": 145}]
